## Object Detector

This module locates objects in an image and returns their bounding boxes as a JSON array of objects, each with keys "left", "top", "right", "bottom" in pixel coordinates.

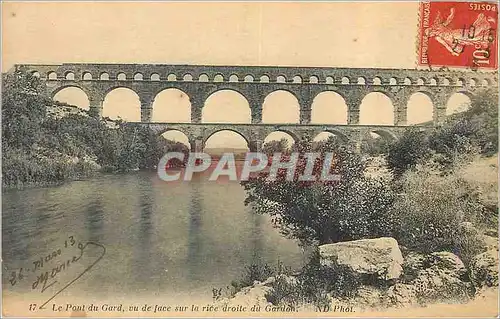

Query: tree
[
  {"left": 262, "top": 138, "right": 290, "bottom": 155},
  {"left": 360, "top": 134, "right": 391, "bottom": 156},
  {"left": 2, "top": 71, "right": 48, "bottom": 149},
  {"left": 432, "top": 89, "right": 498, "bottom": 156},
  {"left": 241, "top": 138, "right": 395, "bottom": 246},
  {"left": 1, "top": 69, "right": 189, "bottom": 187},
  {"left": 387, "top": 128, "right": 430, "bottom": 177}
]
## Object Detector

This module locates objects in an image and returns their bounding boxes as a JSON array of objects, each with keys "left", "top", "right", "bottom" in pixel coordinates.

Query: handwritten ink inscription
[{"left": 8, "top": 235, "right": 106, "bottom": 310}]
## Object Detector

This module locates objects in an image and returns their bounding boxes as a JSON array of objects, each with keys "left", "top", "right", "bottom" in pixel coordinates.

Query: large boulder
[
  {"left": 388, "top": 252, "right": 471, "bottom": 306},
  {"left": 319, "top": 237, "right": 404, "bottom": 281},
  {"left": 469, "top": 249, "right": 499, "bottom": 288},
  {"left": 408, "top": 252, "right": 471, "bottom": 304}
]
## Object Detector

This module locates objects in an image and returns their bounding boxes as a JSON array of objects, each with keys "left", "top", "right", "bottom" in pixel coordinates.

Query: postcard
[{"left": 2, "top": 1, "right": 498, "bottom": 317}]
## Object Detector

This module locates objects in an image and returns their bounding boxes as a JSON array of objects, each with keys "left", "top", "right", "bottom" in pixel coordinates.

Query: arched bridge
[
  {"left": 13, "top": 63, "right": 497, "bottom": 151},
  {"left": 134, "top": 122, "right": 408, "bottom": 152}
]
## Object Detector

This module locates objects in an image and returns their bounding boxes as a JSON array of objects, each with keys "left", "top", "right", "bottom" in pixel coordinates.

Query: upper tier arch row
[{"left": 15, "top": 63, "right": 498, "bottom": 88}]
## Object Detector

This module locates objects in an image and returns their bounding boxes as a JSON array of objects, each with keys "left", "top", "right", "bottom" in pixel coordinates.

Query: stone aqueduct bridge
[{"left": 15, "top": 63, "right": 497, "bottom": 151}]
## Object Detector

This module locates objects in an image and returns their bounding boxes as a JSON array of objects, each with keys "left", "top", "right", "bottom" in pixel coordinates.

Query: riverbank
[
  {"left": 2, "top": 75, "right": 187, "bottom": 190},
  {"left": 215, "top": 232, "right": 498, "bottom": 316}
]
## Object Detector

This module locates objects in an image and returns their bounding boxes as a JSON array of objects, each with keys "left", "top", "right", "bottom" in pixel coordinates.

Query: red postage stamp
[{"left": 418, "top": 1, "right": 498, "bottom": 69}]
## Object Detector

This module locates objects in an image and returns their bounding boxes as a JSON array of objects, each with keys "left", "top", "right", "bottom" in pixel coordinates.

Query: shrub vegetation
[
  {"left": 2, "top": 70, "right": 188, "bottom": 188},
  {"left": 239, "top": 88, "right": 497, "bottom": 304}
]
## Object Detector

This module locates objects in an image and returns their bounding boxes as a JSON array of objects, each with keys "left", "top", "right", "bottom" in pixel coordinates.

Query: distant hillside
[{"left": 204, "top": 148, "right": 249, "bottom": 156}]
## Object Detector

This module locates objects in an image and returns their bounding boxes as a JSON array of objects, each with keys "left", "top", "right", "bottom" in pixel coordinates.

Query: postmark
[{"left": 418, "top": 1, "right": 498, "bottom": 69}]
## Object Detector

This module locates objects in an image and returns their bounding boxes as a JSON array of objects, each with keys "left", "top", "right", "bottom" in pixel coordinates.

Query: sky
[{"left": 2, "top": 1, "right": 471, "bottom": 148}]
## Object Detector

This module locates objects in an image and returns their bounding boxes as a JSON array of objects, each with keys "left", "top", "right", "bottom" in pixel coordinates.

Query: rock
[
  {"left": 482, "top": 235, "right": 498, "bottom": 251},
  {"left": 261, "top": 276, "right": 276, "bottom": 287},
  {"left": 387, "top": 283, "right": 416, "bottom": 307},
  {"left": 427, "top": 251, "right": 466, "bottom": 276},
  {"left": 217, "top": 284, "right": 274, "bottom": 308},
  {"left": 220, "top": 274, "right": 299, "bottom": 308},
  {"left": 352, "top": 285, "right": 385, "bottom": 309},
  {"left": 402, "top": 252, "right": 427, "bottom": 281},
  {"left": 275, "top": 274, "right": 298, "bottom": 287},
  {"left": 410, "top": 266, "right": 471, "bottom": 303},
  {"left": 469, "top": 249, "right": 499, "bottom": 288},
  {"left": 319, "top": 237, "right": 404, "bottom": 281},
  {"left": 399, "top": 251, "right": 471, "bottom": 305}
]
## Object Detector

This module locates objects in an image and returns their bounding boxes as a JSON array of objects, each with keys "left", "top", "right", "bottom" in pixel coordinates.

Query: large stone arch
[
  {"left": 102, "top": 87, "right": 141, "bottom": 121},
  {"left": 202, "top": 89, "right": 251, "bottom": 123},
  {"left": 262, "top": 90, "right": 300, "bottom": 124},
  {"left": 446, "top": 91, "right": 473, "bottom": 115},
  {"left": 319, "top": 129, "right": 350, "bottom": 143},
  {"left": 311, "top": 91, "right": 348, "bottom": 124},
  {"left": 370, "top": 88, "right": 396, "bottom": 101},
  {"left": 50, "top": 84, "right": 90, "bottom": 98},
  {"left": 263, "top": 129, "right": 299, "bottom": 145},
  {"left": 152, "top": 88, "right": 192, "bottom": 123},
  {"left": 366, "top": 129, "right": 398, "bottom": 142},
  {"left": 159, "top": 129, "right": 192, "bottom": 149},
  {"left": 411, "top": 89, "right": 436, "bottom": 103},
  {"left": 359, "top": 91, "right": 394, "bottom": 125},
  {"left": 406, "top": 92, "right": 434, "bottom": 125},
  {"left": 51, "top": 85, "right": 91, "bottom": 110},
  {"left": 203, "top": 128, "right": 251, "bottom": 152},
  {"left": 359, "top": 128, "right": 398, "bottom": 155},
  {"left": 452, "top": 88, "right": 476, "bottom": 99},
  {"left": 102, "top": 84, "right": 138, "bottom": 97}
]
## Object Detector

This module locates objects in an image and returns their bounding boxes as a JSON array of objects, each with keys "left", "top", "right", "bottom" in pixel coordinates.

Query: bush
[
  {"left": 242, "top": 139, "right": 396, "bottom": 246},
  {"left": 431, "top": 89, "right": 498, "bottom": 158},
  {"left": 387, "top": 128, "right": 430, "bottom": 177},
  {"left": 389, "top": 164, "right": 486, "bottom": 265},
  {"left": 387, "top": 89, "right": 498, "bottom": 177},
  {"left": 1, "top": 148, "right": 98, "bottom": 188},
  {"left": 427, "top": 122, "right": 482, "bottom": 170},
  {"left": 231, "top": 250, "right": 362, "bottom": 308},
  {"left": 262, "top": 138, "right": 290, "bottom": 155},
  {"left": 231, "top": 262, "right": 279, "bottom": 291},
  {"left": 2, "top": 71, "right": 190, "bottom": 188},
  {"left": 360, "top": 134, "right": 391, "bottom": 156},
  {"left": 1, "top": 71, "right": 48, "bottom": 150},
  {"left": 297, "top": 250, "right": 360, "bottom": 300}
]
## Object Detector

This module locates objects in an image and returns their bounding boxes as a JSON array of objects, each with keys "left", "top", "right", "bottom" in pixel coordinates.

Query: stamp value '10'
[{"left": 418, "top": 1, "right": 498, "bottom": 69}]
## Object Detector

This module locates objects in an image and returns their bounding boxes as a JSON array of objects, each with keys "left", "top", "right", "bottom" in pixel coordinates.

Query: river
[{"left": 2, "top": 171, "right": 306, "bottom": 307}]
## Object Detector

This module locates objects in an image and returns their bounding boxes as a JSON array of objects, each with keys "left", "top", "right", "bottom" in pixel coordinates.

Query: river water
[{"left": 2, "top": 171, "right": 306, "bottom": 306}]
